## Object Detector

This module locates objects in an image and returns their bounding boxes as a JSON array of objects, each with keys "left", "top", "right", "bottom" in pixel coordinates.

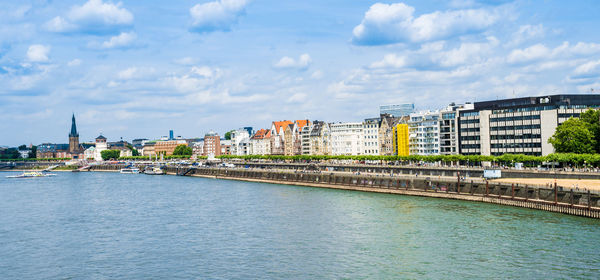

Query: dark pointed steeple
[{"left": 69, "top": 114, "right": 78, "bottom": 137}]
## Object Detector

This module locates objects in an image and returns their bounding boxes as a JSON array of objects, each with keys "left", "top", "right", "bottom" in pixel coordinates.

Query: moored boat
[
  {"left": 120, "top": 167, "right": 140, "bottom": 174},
  {"left": 6, "top": 171, "right": 57, "bottom": 178},
  {"left": 144, "top": 166, "right": 164, "bottom": 175}
]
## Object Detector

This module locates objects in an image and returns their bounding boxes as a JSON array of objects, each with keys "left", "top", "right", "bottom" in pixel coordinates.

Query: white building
[
  {"left": 362, "top": 117, "right": 380, "bottom": 155},
  {"left": 84, "top": 146, "right": 95, "bottom": 160},
  {"left": 231, "top": 128, "right": 252, "bottom": 156},
  {"left": 192, "top": 140, "right": 204, "bottom": 156},
  {"left": 249, "top": 129, "right": 271, "bottom": 155},
  {"left": 300, "top": 124, "right": 312, "bottom": 155},
  {"left": 93, "top": 135, "right": 108, "bottom": 161},
  {"left": 409, "top": 111, "right": 440, "bottom": 155},
  {"left": 330, "top": 122, "right": 363, "bottom": 155},
  {"left": 18, "top": 149, "right": 30, "bottom": 158}
]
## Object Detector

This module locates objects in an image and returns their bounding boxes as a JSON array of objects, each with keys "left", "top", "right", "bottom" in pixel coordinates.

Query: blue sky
[{"left": 2, "top": 0, "right": 600, "bottom": 146}]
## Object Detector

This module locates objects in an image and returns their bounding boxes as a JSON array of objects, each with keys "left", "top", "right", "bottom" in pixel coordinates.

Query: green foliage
[
  {"left": 224, "top": 130, "right": 234, "bottom": 140},
  {"left": 172, "top": 144, "right": 193, "bottom": 156},
  {"left": 215, "top": 153, "right": 600, "bottom": 168},
  {"left": 101, "top": 149, "right": 121, "bottom": 161},
  {"left": 29, "top": 146, "right": 37, "bottom": 158},
  {"left": 579, "top": 109, "right": 600, "bottom": 152},
  {"left": 132, "top": 148, "right": 139, "bottom": 156},
  {"left": 548, "top": 118, "right": 596, "bottom": 154},
  {"left": 0, "top": 148, "right": 20, "bottom": 159}
]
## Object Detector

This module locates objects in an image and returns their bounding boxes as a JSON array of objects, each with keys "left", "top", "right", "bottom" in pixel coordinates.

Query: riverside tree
[
  {"left": 548, "top": 118, "right": 596, "bottom": 154},
  {"left": 579, "top": 109, "right": 600, "bottom": 152},
  {"left": 172, "top": 144, "right": 192, "bottom": 156},
  {"left": 101, "top": 150, "right": 121, "bottom": 161}
]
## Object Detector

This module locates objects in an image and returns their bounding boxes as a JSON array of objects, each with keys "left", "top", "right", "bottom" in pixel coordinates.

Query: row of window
[
  {"left": 490, "top": 115, "right": 540, "bottom": 122},
  {"left": 460, "top": 144, "right": 481, "bottom": 149},
  {"left": 490, "top": 124, "right": 541, "bottom": 131},
  {"left": 460, "top": 127, "right": 480, "bottom": 132},
  {"left": 460, "top": 119, "right": 480, "bottom": 124},
  {"left": 491, "top": 143, "right": 542, "bottom": 148},
  {"left": 490, "top": 134, "right": 541, "bottom": 140},
  {"left": 460, "top": 136, "right": 480, "bottom": 141}
]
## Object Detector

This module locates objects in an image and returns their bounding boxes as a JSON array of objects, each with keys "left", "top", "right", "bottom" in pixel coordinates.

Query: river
[{"left": 0, "top": 171, "right": 598, "bottom": 279}]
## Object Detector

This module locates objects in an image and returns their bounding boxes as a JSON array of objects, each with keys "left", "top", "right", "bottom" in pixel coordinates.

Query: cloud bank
[
  {"left": 190, "top": 0, "right": 249, "bottom": 33},
  {"left": 352, "top": 2, "right": 499, "bottom": 45}
]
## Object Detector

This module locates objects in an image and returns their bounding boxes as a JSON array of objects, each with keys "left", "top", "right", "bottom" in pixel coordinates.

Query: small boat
[
  {"left": 6, "top": 171, "right": 57, "bottom": 178},
  {"left": 120, "top": 167, "right": 140, "bottom": 174},
  {"left": 144, "top": 166, "right": 164, "bottom": 175}
]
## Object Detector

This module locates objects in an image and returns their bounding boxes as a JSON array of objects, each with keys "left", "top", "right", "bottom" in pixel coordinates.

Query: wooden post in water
[
  {"left": 485, "top": 180, "right": 489, "bottom": 197},
  {"left": 511, "top": 183, "right": 515, "bottom": 199},
  {"left": 457, "top": 172, "right": 461, "bottom": 194},
  {"left": 554, "top": 182, "right": 558, "bottom": 205}
]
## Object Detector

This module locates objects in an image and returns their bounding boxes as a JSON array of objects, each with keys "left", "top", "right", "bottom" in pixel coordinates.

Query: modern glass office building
[
  {"left": 458, "top": 94, "right": 600, "bottom": 156},
  {"left": 380, "top": 104, "right": 415, "bottom": 117}
]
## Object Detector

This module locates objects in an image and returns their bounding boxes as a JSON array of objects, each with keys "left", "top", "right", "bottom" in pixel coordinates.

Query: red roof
[
  {"left": 251, "top": 129, "right": 269, "bottom": 140},
  {"left": 295, "top": 119, "right": 311, "bottom": 131},
  {"left": 272, "top": 120, "right": 293, "bottom": 134}
]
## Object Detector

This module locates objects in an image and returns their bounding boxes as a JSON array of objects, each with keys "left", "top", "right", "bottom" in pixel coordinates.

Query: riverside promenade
[{"left": 89, "top": 164, "right": 600, "bottom": 219}]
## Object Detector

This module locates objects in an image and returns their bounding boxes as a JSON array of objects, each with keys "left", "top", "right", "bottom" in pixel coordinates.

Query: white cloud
[
  {"left": 352, "top": 2, "right": 499, "bottom": 45},
  {"left": 432, "top": 36, "right": 499, "bottom": 67},
  {"left": 507, "top": 44, "right": 551, "bottom": 64},
  {"left": 174, "top": 57, "right": 197, "bottom": 65},
  {"left": 101, "top": 32, "right": 136, "bottom": 49},
  {"left": 508, "top": 42, "right": 600, "bottom": 64},
  {"left": 117, "top": 66, "right": 156, "bottom": 80},
  {"left": 310, "top": 70, "right": 324, "bottom": 79},
  {"left": 509, "top": 24, "right": 544, "bottom": 46},
  {"left": 574, "top": 60, "right": 600, "bottom": 75},
  {"left": 45, "top": 0, "right": 133, "bottom": 34},
  {"left": 27, "top": 44, "right": 50, "bottom": 62},
  {"left": 190, "top": 0, "right": 249, "bottom": 33},
  {"left": 274, "top": 54, "right": 311, "bottom": 70},
  {"left": 287, "top": 92, "right": 307, "bottom": 103},
  {"left": 68, "top": 59, "right": 82, "bottom": 66},
  {"left": 370, "top": 54, "right": 407, "bottom": 68},
  {"left": 118, "top": 67, "right": 138, "bottom": 80},
  {"left": 164, "top": 66, "right": 222, "bottom": 92}
]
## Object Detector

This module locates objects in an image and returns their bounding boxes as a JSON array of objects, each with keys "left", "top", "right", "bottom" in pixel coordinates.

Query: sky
[{"left": 1, "top": 0, "right": 600, "bottom": 146}]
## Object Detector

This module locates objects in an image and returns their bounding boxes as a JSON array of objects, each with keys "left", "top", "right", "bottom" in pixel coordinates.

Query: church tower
[{"left": 69, "top": 114, "right": 80, "bottom": 155}]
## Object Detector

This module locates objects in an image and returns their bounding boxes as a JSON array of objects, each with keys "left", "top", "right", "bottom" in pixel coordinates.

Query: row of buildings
[
  {"left": 176, "top": 94, "right": 600, "bottom": 158},
  {"left": 32, "top": 94, "right": 600, "bottom": 160}
]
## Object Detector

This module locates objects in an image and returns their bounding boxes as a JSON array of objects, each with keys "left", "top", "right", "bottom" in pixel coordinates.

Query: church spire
[{"left": 69, "top": 113, "right": 78, "bottom": 137}]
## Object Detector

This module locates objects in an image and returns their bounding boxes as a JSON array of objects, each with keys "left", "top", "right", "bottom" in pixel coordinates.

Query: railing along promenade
[
  {"left": 89, "top": 164, "right": 600, "bottom": 219},
  {"left": 226, "top": 161, "right": 600, "bottom": 180}
]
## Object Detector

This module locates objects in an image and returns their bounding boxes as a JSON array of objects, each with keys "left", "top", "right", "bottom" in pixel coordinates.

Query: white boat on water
[
  {"left": 120, "top": 168, "right": 140, "bottom": 174},
  {"left": 144, "top": 166, "right": 164, "bottom": 175},
  {"left": 6, "top": 171, "right": 57, "bottom": 178}
]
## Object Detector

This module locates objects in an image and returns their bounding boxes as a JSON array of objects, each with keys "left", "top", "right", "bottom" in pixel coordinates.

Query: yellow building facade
[{"left": 393, "top": 124, "right": 409, "bottom": 156}]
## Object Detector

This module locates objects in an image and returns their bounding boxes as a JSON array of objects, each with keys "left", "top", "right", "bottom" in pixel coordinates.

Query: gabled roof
[
  {"left": 272, "top": 120, "right": 293, "bottom": 134},
  {"left": 251, "top": 129, "right": 269, "bottom": 140},
  {"left": 95, "top": 135, "right": 106, "bottom": 140},
  {"left": 294, "top": 119, "right": 311, "bottom": 131}
]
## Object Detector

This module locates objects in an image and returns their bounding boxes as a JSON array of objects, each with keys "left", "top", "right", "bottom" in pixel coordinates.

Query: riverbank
[{"left": 159, "top": 166, "right": 600, "bottom": 219}]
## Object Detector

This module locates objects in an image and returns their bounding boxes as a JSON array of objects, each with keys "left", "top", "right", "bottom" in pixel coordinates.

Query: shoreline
[
  {"left": 4, "top": 167, "right": 598, "bottom": 219},
  {"left": 167, "top": 171, "right": 599, "bottom": 219}
]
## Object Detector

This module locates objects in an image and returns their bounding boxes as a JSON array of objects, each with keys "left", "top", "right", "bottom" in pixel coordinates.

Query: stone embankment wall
[
  {"left": 237, "top": 162, "right": 600, "bottom": 180},
  {"left": 88, "top": 165, "right": 600, "bottom": 219}
]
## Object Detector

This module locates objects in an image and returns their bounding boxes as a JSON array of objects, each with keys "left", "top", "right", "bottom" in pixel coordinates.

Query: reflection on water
[{"left": 0, "top": 171, "right": 599, "bottom": 279}]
